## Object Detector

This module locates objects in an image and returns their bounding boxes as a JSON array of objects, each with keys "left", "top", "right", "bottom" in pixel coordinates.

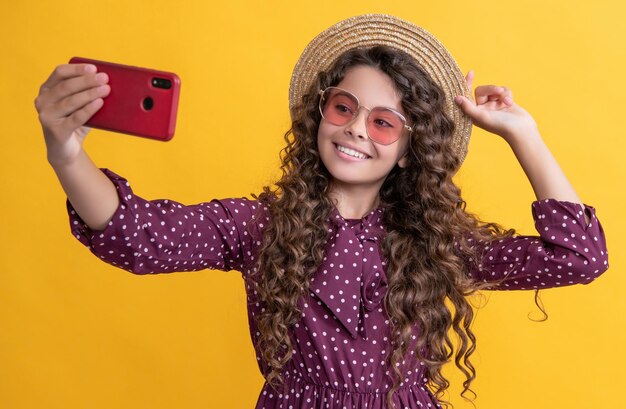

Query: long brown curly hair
[{"left": 249, "top": 45, "right": 542, "bottom": 408}]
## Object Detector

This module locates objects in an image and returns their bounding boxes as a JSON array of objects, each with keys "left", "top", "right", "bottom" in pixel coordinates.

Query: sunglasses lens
[
  {"left": 320, "top": 88, "right": 408, "bottom": 145},
  {"left": 321, "top": 89, "right": 358, "bottom": 126},
  {"left": 367, "top": 108, "right": 405, "bottom": 144}
]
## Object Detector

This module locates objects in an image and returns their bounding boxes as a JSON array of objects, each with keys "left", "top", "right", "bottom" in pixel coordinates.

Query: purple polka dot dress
[{"left": 67, "top": 169, "right": 610, "bottom": 408}]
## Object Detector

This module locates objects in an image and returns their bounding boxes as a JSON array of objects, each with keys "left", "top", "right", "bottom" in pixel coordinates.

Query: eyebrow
[{"left": 334, "top": 88, "right": 404, "bottom": 113}]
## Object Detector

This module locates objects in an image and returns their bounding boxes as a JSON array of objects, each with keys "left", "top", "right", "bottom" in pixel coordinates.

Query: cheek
[
  {"left": 317, "top": 122, "right": 338, "bottom": 154},
  {"left": 317, "top": 121, "right": 333, "bottom": 140},
  {"left": 397, "top": 136, "right": 411, "bottom": 159},
  {"left": 316, "top": 125, "right": 332, "bottom": 162},
  {"left": 375, "top": 141, "right": 407, "bottom": 161}
]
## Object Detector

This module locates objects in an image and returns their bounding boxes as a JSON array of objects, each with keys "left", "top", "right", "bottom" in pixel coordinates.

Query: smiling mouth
[{"left": 334, "top": 143, "right": 371, "bottom": 159}]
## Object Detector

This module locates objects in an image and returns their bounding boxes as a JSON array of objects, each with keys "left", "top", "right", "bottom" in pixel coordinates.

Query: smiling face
[{"left": 317, "top": 65, "right": 411, "bottom": 196}]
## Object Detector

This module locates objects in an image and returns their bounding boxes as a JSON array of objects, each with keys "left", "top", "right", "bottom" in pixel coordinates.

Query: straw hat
[{"left": 289, "top": 14, "right": 472, "bottom": 164}]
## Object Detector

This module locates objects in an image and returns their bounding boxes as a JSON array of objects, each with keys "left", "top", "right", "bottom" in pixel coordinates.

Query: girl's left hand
[{"left": 454, "top": 71, "right": 538, "bottom": 142}]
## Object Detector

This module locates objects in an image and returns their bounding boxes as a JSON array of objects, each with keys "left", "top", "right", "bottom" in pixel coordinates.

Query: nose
[{"left": 344, "top": 107, "right": 369, "bottom": 140}]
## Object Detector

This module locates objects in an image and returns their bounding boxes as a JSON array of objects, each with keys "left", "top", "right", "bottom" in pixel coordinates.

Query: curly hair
[{"left": 249, "top": 45, "right": 542, "bottom": 408}]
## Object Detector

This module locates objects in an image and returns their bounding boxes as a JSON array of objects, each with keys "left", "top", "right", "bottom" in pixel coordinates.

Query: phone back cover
[{"left": 69, "top": 57, "right": 181, "bottom": 141}]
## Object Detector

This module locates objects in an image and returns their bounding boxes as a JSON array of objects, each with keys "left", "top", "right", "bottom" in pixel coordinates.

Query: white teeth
[{"left": 336, "top": 144, "right": 369, "bottom": 159}]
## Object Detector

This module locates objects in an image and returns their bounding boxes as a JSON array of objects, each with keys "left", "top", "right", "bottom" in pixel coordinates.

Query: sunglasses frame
[{"left": 318, "top": 86, "right": 413, "bottom": 145}]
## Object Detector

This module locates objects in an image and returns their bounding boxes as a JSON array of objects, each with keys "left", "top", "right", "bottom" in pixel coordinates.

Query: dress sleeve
[
  {"left": 463, "top": 198, "right": 609, "bottom": 290},
  {"left": 67, "top": 168, "right": 263, "bottom": 276}
]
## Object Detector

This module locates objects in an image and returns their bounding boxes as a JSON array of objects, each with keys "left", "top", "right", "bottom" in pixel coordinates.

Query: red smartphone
[{"left": 69, "top": 57, "right": 181, "bottom": 141}]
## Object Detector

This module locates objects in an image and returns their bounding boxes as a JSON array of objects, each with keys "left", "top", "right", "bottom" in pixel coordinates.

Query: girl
[{"left": 35, "top": 14, "right": 609, "bottom": 409}]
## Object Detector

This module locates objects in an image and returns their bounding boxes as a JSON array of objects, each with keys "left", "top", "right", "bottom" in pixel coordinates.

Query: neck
[{"left": 328, "top": 180, "right": 382, "bottom": 219}]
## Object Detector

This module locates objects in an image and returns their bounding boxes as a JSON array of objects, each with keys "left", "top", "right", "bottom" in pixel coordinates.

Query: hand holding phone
[
  {"left": 69, "top": 57, "right": 181, "bottom": 141},
  {"left": 35, "top": 62, "right": 111, "bottom": 166}
]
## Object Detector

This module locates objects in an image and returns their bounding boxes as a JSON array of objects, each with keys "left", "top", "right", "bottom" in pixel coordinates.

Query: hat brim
[{"left": 289, "top": 14, "right": 472, "bottom": 165}]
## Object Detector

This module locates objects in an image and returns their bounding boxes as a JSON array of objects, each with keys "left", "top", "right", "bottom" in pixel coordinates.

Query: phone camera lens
[
  {"left": 143, "top": 97, "right": 154, "bottom": 111},
  {"left": 151, "top": 77, "right": 172, "bottom": 90}
]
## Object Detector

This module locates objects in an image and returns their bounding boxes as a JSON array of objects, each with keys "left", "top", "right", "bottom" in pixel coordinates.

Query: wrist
[
  {"left": 505, "top": 124, "right": 543, "bottom": 149},
  {"left": 47, "top": 145, "right": 85, "bottom": 169},
  {"left": 46, "top": 135, "right": 85, "bottom": 167}
]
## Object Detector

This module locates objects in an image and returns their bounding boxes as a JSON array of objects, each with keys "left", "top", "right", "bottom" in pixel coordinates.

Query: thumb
[{"left": 454, "top": 95, "right": 480, "bottom": 119}]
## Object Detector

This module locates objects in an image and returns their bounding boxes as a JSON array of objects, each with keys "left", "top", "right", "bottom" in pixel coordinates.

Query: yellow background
[{"left": 1, "top": 0, "right": 624, "bottom": 408}]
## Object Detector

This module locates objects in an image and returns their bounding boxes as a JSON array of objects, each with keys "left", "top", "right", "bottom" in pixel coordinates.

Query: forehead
[{"left": 335, "top": 65, "right": 403, "bottom": 112}]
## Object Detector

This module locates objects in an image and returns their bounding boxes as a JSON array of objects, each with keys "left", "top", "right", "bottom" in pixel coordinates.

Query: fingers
[
  {"left": 64, "top": 98, "right": 105, "bottom": 131},
  {"left": 454, "top": 84, "right": 515, "bottom": 118},
  {"left": 35, "top": 63, "right": 107, "bottom": 110},
  {"left": 39, "top": 94, "right": 105, "bottom": 145},
  {"left": 43, "top": 71, "right": 109, "bottom": 107},
  {"left": 39, "top": 63, "right": 96, "bottom": 95},
  {"left": 454, "top": 94, "right": 485, "bottom": 123},
  {"left": 35, "top": 63, "right": 111, "bottom": 142},
  {"left": 35, "top": 67, "right": 109, "bottom": 120},
  {"left": 474, "top": 85, "right": 513, "bottom": 105},
  {"left": 456, "top": 71, "right": 515, "bottom": 107},
  {"left": 56, "top": 82, "right": 110, "bottom": 117},
  {"left": 501, "top": 86, "right": 514, "bottom": 105}
]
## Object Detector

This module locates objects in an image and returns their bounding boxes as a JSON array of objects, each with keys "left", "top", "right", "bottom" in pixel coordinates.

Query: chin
[{"left": 326, "top": 168, "right": 380, "bottom": 188}]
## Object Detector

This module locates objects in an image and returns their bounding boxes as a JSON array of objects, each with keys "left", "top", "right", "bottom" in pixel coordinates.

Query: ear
[{"left": 398, "top": 151, "right": 409, "bottom": 168}]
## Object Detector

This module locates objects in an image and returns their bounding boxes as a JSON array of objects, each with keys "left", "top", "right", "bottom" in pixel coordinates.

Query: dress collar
[
  {"left": 309, "top": 205, "right": 388, "bottom": 340},
  {"left": 327, "top": 204, "right": 385, "bottom": 232}
]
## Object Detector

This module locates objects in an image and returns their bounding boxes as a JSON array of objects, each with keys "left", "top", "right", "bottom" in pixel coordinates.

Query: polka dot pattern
[
  {"left": 66, "top": 169, "right": 610, "bottom": 408},
  {"left": 309, "top": 206, "right": 388, "bottom": 341},
  {"left": 457, "top": 199, "right": 610, "bottom": 290}
]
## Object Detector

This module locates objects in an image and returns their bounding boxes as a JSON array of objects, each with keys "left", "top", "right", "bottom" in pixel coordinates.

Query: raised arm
[
  {"left": 508, "top": 128, "right": 589, "bottom": 223},
  {"left": 460, "top": 198, "right": 608, "bottom": 290},
  {"left": 35, "top": 62, "right": 119, "bottom": 230},
  {"left": 453, "top": 71, "right": 609, "bottom": 289},
  {"left": 52, "top": 149, "right": 120, "bottom": 230},
  {"left": 454, "top": 70, "right": 591, "bottom": 220},
  {"left": 66, "top": 168, "right": 263, "bottom": 275}
]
